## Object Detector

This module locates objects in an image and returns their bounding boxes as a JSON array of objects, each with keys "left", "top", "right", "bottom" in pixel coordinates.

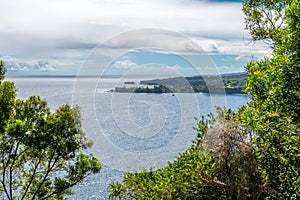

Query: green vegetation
[
  {"left": 115, "top": 85, "right": 173, "bottom": 93},
  {"left": 109, "top": 108, "right": 266, "bottom": 199},
  {"left": 242, "top": 0, "right": 300, "bottom": 198},
  {"left": 109, "top": 0, "right": 300, "bottom": 199},
  {"left": 1, "top": 0, "right": 299, "bottom": 199},
  {"left": 0, "top": 61, "right": 6, "bottom": 83},
  {"left": 0, "top": 63, "right": 102, "bottom": 199},
  {"left": 114, "top": 73, "right": 247, "bottom": 94},
  {"left": 124, "top": 81, "right": 135, "bottom": 84}
]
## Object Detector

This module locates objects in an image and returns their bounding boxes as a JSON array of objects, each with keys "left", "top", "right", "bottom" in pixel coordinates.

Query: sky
[{"left": 0, "top": 0, "right": 271, "bottom": 77}]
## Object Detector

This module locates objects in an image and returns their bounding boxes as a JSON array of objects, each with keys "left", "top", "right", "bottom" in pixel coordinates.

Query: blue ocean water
[{"left": 8, "top": 77, "right": 248, "bottom": 199}]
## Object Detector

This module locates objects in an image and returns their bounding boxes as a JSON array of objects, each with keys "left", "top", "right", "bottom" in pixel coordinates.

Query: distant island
[
  {"left": 113, "top": 73, "right": 247, "bottom": 94},
  {"left": 124, "top": 81, "right": 135, "bottom": 84}
]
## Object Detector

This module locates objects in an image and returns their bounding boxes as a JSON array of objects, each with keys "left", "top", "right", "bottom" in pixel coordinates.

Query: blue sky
[
  {"left": 103, "top": 50, "right": 251, "bottom": 76},
  {"left": 0, "top": 0, "right": 269, "bottom": 77}
]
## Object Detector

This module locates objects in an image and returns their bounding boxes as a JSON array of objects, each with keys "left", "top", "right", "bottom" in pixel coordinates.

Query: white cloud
[
  {"left": 0, "top": 0, "right": 271, "bottom": 74},
  {"left": 35, "top": 61, "right": 57, "bottom": 71},
  {"left": 234, "top": 55, "right": 253, "bottom": 62},
  {"left": 14, "top": 0, "right": 241, "bottom": 38},
  {"left": 107, "top": 59, "right": 187, "bottom": 76},
  {"left": 1, "top": 56, "right": 29, "bottom": 71},
  {"left": 128, "top": 65, "right": 181, "bottom": 77},
  {"left": 107, "top": 59, "right": 241, "bottom": 76},
  {"left": 1, "top": 56, "right": 57, "bottom": 72},
  {"left": 90, "top": 29, "right": 270, "bottom": 59},
  {"left": 0, "top": 1, "right": 251, "bottom": 55},
  {"left": 218, "top": 65, "right": 244, "bottom": 73},
  {"left": 114, "top": 60, "right": 138, "bottom": 69},
  {"left": 200, "top": 41, "right": 220, "bottom": 54}
]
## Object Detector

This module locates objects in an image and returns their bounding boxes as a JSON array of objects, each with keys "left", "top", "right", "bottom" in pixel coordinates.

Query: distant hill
[{"left": 138, "top": 73, "right": 247, "bottom": 94}]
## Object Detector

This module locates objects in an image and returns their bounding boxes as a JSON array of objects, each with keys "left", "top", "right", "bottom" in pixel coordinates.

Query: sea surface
[{"left": 8, "top": 77, "right": 248, "bottom": 200}]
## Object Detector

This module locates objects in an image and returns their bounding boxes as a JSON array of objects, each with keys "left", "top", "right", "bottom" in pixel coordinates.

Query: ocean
[{"left": 8, "top": 77, "right": 248, "bottom": 199}]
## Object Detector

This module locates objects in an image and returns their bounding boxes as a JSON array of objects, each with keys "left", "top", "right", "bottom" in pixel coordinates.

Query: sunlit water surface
[{"left": 9, "top": 77, "right": 248, "bottom": 199}]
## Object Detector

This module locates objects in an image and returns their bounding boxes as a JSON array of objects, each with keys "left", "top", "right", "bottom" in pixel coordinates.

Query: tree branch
[
  {"left": 41, "top": 172, "right": 92, "bottom": 200},
  {"left": 1, "top": 141, "right": 15, "bottom": 200},
  {"left": 9, "top": 141, "right": 21, "bottom": 199},
  {"left": 31, "top": 152, "right": 59, "bottom": 200},
  {"left": 20, "top": 152, "right": 43, "bottom": 200}
]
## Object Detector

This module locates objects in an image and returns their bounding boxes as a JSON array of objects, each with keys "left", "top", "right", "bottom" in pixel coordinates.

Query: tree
[
  {"left": 109, "top": 108, "right": 265, "bottom": 199},
  {"left": 0, "top": 64, "right": 102, "bottom": 199},
  {"left": 242, "top": 0, "right": 300, "bottom": 198},
  {"left": 242, "top": 0, "right": 293, "bottom": 45},
  {"left": 0, "top": 61, "right": 6, "bottom": 83},
  {"left": 109, "top": 1, "right": 300, "bottom": 199}
]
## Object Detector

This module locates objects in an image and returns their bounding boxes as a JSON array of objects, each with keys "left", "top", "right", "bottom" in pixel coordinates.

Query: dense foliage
[
  {"left": 115, "top": 73, "right": 247, "bottom": 94},
  {"left": 140, "top": 73, "right": 247, "bottom": 94},
  {"left": 0, "top": 63, "right": 102, "bottom": 199},
  {"left": 114, "top": 84, "right": 173, "bottom": 93},
  {"left": 243, "top": 0, "right": 300, "bottom": 198},
  {"left": 109, "top": 0, "right": 299, "bottom": 199},
  {"left": 0, "top": 61, "right": 6, "bottom": 83},
  {"left": 109, "top": 108, "right": 268, "bottom": 199},
  {"left": 243, "top": 0, "right": 293, "bottom": 45}
]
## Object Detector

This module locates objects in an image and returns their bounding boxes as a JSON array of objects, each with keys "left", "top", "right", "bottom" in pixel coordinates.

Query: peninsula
[{"left": 113, "top": 73, "right": 247, "bottom": 94}]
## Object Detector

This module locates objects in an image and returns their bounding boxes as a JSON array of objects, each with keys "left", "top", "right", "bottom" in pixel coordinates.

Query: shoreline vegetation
[
  {"left": 109, "top": 1, "right": 300, "bottom": 199},
  {"left": 113, "top": 72, "right": 247, "bottom": 94}
]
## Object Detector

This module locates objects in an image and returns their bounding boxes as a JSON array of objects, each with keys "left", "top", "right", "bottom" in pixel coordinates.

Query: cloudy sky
[{"left": 0, "top": 0, "right": 270, "bottom": 76}]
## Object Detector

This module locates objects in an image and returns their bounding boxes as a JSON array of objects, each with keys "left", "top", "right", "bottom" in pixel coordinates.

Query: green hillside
[{"left": 115, "top": 73, "right": 247, "bottom": 94}]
